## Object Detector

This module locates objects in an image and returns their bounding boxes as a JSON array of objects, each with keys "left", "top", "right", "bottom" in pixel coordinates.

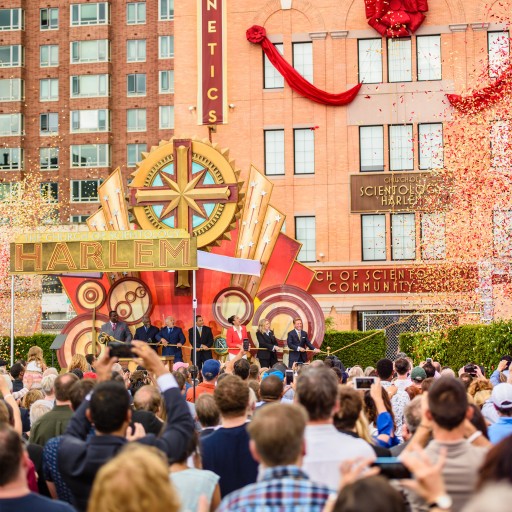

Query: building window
[
  {"left": 71, "top": 40, "right": 109, "bottom": 63},
  {"left": 0, "top": 45, "right": 23, "bottom": 67},
  {"left": 0, "top": 148, "right": 22, "bottom": 170},
  {"left": 264, "top": 43, "right": 284, "bottom": 89},
  {"left": 359, "top": 126, "right": 384, "bottom": 171},
  {"left": 159, "top": 36, "right": 174, "bottom": 58},
  {"left": 417, "top": 35, "right": 441, "bottom": 81},
  {"left": 488, "top": 31, "right": 510, "bottom": 78},
  {"left": 40, "top": 45, "right": 58, "bottom": 67},
  {"left": 40, "top": 147, "right": 59, "bottom": 170},
  {"left": 362, "top": 214, "right": 386, "bottom": 261},
  {"left": 127, "top": 2, "right": 146, "bottom": 24},
  {"left": 127, "top": 143, "right": 146, "bottom": 167},
  {"left": 40, "top": 8, "right": 58, "bottom": 30},
  {"left": 295, "top": 216, "right": 316, "bottom": 262},
  {"left": 159, "top": 70, "right": 174, "bottom": 93},
  {"left": 388, "top": 38, "right": 412, "bottom": 82},
  {"left": 493, "top": 210, "right": 512, "bottom": 258},
  {"left": 264, "top": 129, "right": 285, "bottom": 175},
  {"left": 71, "top": 144, "right": 110, "bottom": 167},
  {"left": 490, "top": 120, "right": 510, "bottom": 171},
  {"left": 127, "top": 39, "right": 146, "bottom": 62},
  {"left": 294, "top": 129, "right": 314, "bottom": 174},
  {"left": 127, "top": 74, "right": 146, "bottom": 96},
  {"left": 127, "top": 109, "right": 146, "bottom": 132},
  {"left": 71, "top": 180, "right": 101, "bottom": 202},
  {"left": 0, "top": 9, "right": 23, "bottom": 31},
  {"left": 389, "top": 125, "right": 413, "bottom": 171},
  {"left": 159, "top": 106, "right": 174, "bottom": 129},
  {"left": 0, "top": 78, "right": 23, "bottom": 101},
  {"left": 71, "top": 109, "right": 109, "bottom": 133},
  {"left": 71, "top": 74, "right": 109, "bottom": 98},
  {"left": 391, "top": 213, "right": 416, "bottom": 260},
  {"left": 70, "top": 215, "right": 89, "bottom": 224},
  {"left": 40, "top": 113, "right": 59, "bottom": 135},
  {"left": 40, "top": 182, "right": 58, "bottom": 203},
  {"left": 418, "top": 123, "right": 443, "bottom": 169},
  {"left": 71, "top": 3, "right": 109, "bottom": 26},
  {"left": 293, "top": 42, "right": 313, "bottom": 82},
  {"left": 159, "top": 0, "right": 174, "bottom": 20},
  {"left": 421, "top": 212, "right": 446, "bottom": 260},
  {"left": 358, "top": 39, "right": 382, "bottom": 84},
  {"left": 0, "top": 113, "right": 22, "bottom": 136},
  {"left": 40, "top": 78, "right": 59, "bottom": 101},
  {"left": 0, "top": 182, "right": 19, "bottom": 200}
]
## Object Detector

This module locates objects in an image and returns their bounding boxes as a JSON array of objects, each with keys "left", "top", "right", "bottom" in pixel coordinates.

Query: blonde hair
[
  {"left": 87, "top": 444, "right": 180, "bottom": 512},
  {"left": 27, "top": 346, "right": 44, "bottom": 368},
  {"left": 22, "top": 389, "right": 44, "bottom": 410},
  {"left": 68, "top": 354, "right": 88, "bottom": 373},
  {"left": 348, "top": 366, "right": 364, "bottom": 381},
  {"left": 258, "top": 318, "right": 270, "bottom": 334},
  {"left": 355, "top": 411, "right": 373, "bottom": 444}
]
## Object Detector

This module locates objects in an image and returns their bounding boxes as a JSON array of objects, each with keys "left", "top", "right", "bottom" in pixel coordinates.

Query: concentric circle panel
[
  {"left": 75, "top": 281, "right": 107, "bottom": 311},
  {"left": 106, "top": 278, "right": 151, "bottom": 325},
  {"left": 212, "top": 287, "right": 255, "bottom": 329}
]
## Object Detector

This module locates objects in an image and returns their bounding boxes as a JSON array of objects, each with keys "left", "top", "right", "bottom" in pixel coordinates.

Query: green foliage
[
  {"left": 399, "top": 321, "right": 512, "bottom": 372},
  {"left": 0, "top": 334, "right": 59, "bottom": 370},
  {"left": 324, "top": 316, "right": 335, "bottom": 333},
  {"left": 319, "top": 330, "right": 386, "bottom": 368}
]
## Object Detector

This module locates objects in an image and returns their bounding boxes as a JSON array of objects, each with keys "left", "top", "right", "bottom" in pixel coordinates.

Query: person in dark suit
[
  {"left": 256, "top": 318, "right": 279, "bottom": 368},
  {"left": 155, "top": 316, "right": 186, "bottom": 362},
  {"left": 287, "top": 317, "right": 319, "bottom": 366},
  {"left": 100, "top": 311, "right": 133, "bottom": 342},
  {"left": 134, "top": 315, "right": 160, "bottom": 351},
  {"left": 58, "top": 341, "right": 193, "bottom": 512},
  {"left": 188, "top": 315, "right": 214, "bottom": 370}
]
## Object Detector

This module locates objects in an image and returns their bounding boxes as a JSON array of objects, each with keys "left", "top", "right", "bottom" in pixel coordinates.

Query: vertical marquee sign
[{"left": 198, "top": 0, "right": 227, "bottom": 125}]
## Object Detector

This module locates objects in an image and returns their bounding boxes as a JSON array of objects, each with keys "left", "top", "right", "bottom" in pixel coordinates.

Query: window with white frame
[
  {"left": 40, "top": 8, "right": 58, "bottom": 30},
  {"left": 294, "top": 129, "right": 314, "bottom": 174},
  {"left": 40, "top": 182, "right": 58, "bottom": 203},
  {"left": 418, "top": 123, "right": 443, "bottom": 169},
  {"left": 421, "top": 212, "right": 446, "bottom": 260},
  {"left": 293, "top": 42, "right": 313, "bottom": 82},
  {"left": 0, "top": 148, "right": 22, "bottom": 170},
  {"left": 71, "top": 144, "right": 110, "bottom": 167},
  {"left": 71, "top": 3, "right": 108, "bottom": 26},
  {"left": 0, "top": 79, "right": 23, "bottom": 101},
  {"left": 389, "top": 125, "right": 413, "bottom": 171},
  {"left": 40, "top": 113, "right": 58, "bottom": 135},
  {"left": 71, "top": 74, "right": 109, "bottom": 98},
  {"left": 127, "top": 143, "right": 146, "bottom": 167},
  {"left": 127, "top": 39, "right": 146, "bottom": 62},
  {"left": 0, "top": 182, "right": 19, "bottom": 200},
  {"left": 159, "top": 0, "right": 174, "bottom": 20},
  {"left": 127, "top": 2, "right": 146, "bottom": 24},
  {"left": 417, "top": 35, "right": 441, "bottom": 81},
  {"left": 391, "top": 213, "right": 416, "bottom": 260},
  {"left": 295, "top": 216, "right": 316, "bottom": 262},
  {"left": 359, "top": 126, "right": 384, "bottom": 171},
  {"left": 159, "top": 70, "right": 174, "bottom": 93},
  {"left": 493, "top": 210, "right": 512, "bottom": 258},
  {"left": 358, "top": 39, "right": 383, "bottom": 84},
  {"left": 264, "top": 129, "right": 285, "bottom": 175},
  {"left": 0, "top": 113, "right": 22, "bottom": 135},
  {"left": 159, "top": 36, "right": 174, "bottom": 58},
  {"left": 71, "top": 40, "right": 109, "bottom": 63},
  {"left": 362, "top": 214, "right": 386, "bottom": 261},
  {"left": 70, "top": 215, "right": 89, "bottom": 224},
  {"left": 159, "top": 105, "right": 174, "bottom": 129},
  {"left": 40, "top": 45, "right": 58, "bottom": 67},
  {"left": 488, "top": 31, "right": 510, "bottom": 78},
  {"left": 71, "top": 180, "right": 101, "bottom": 202},
  {"left": 0, "top": 45, "right": 22, "bottom": 67},
  {"left": 0, "top": 9, "right": 23, "bottom": 31},
  {"left": 388, "top": 38, "right": 412, "bottom": 82},
  {"left": 71, "top": 109, "right": 109, "bottom": 133},
  {"left": 127, "top": 74, "right": 146, "bottom": 96},
  {"left": 127, "top": 109, "right": 146, "bottom": 132},
  {"left": 40, "top": 78, "right": 58, "bottom": 101},
  {"left": 490, "top": 120, "right": 511, "bottom": 171},
  {"left": 40, "top": 147, "right": 59, "bottom": 170},
  {"left": 264, "top": 43, "right": 284, "bottom": 89}
]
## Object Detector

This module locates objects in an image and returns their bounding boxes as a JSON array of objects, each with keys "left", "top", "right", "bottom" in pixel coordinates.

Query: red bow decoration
[
  {"left": 365, "top": 0, "right": 428, "bottom": 38},
  {"left": 246, "top": 25, "right": 362, "bottom": 106}
]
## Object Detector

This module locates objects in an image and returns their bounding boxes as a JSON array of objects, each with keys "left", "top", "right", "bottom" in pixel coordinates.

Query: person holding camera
[{"left": 255, "top": 318, "right": 279, "bottom": 368}]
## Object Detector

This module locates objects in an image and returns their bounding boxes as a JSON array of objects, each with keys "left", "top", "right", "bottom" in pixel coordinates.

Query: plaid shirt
[{"left": 217, "top": 465, "right": 332, "bottom": 512}]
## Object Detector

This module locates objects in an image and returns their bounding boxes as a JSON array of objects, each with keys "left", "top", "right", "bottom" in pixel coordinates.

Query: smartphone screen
[
  {"left": 372, "top": 457, "right": 411, "bottom": 479},
  {"left": 354, "top": 377, "right": 376, "bottom": 390},
  {"left": 285, "top": 370, "right": 294, "bottom": 385},
  {"left": 243, "top": 338, "right": 249, "bottom": 351}
]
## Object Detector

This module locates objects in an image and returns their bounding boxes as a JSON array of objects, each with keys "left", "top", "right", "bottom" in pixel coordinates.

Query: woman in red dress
[{"left": 226, "top": 315, "right": 248, "bottom": 360}]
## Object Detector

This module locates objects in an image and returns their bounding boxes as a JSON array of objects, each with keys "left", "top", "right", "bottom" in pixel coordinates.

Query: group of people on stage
[{"left": 100, "top": 311, "right": 320, "bottom": 368}]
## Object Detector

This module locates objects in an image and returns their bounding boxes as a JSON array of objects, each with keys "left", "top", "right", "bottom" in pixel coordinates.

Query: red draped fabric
[{"left": 246, "top": 25, "right": 362, "bottom": 106}]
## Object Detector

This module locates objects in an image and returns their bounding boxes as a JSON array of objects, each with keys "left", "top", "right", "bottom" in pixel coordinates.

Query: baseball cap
[
  {"left": 202, "top": 359, "right": 221, "bottom": 379},
  {"left": 491, "top": 383, "right": 512, "bottom": 409},
  {"left": 173, "top": 362, "right": 189, "bottom": 371},
  {"left": 411, "top": 366, "right": 427, "bottom": 382}
]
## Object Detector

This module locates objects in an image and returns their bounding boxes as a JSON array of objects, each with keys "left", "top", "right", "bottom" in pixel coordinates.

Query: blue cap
[{"left": 202, "top": 359, "right": 221, "bottom": 379}]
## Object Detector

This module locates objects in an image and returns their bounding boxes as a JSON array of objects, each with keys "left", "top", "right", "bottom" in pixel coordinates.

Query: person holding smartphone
[
  {"left": 255, "top": 318, "right": 279, "bottom": 368},
  {"left": 226, "top": 315, "right": 248, "bottom": 361}
]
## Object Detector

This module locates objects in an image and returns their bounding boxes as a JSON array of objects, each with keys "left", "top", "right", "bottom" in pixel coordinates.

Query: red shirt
[{"left": 186, "top": 381, "right": 216, "bottom": 402}]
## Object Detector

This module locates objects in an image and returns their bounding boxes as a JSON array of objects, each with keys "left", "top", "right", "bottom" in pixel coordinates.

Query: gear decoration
[{"left": 106, "top": 277, "right": 151, "bottom": 325}]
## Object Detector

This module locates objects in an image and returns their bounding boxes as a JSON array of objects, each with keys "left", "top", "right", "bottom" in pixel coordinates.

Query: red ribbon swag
[{"left": 246, "top": 25, "right": 362, "bottom": 106}]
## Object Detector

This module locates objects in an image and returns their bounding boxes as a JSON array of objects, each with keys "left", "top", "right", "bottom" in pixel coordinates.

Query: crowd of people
[{"left": 1, "top": 336, "right": 512, "bottom": 512}]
